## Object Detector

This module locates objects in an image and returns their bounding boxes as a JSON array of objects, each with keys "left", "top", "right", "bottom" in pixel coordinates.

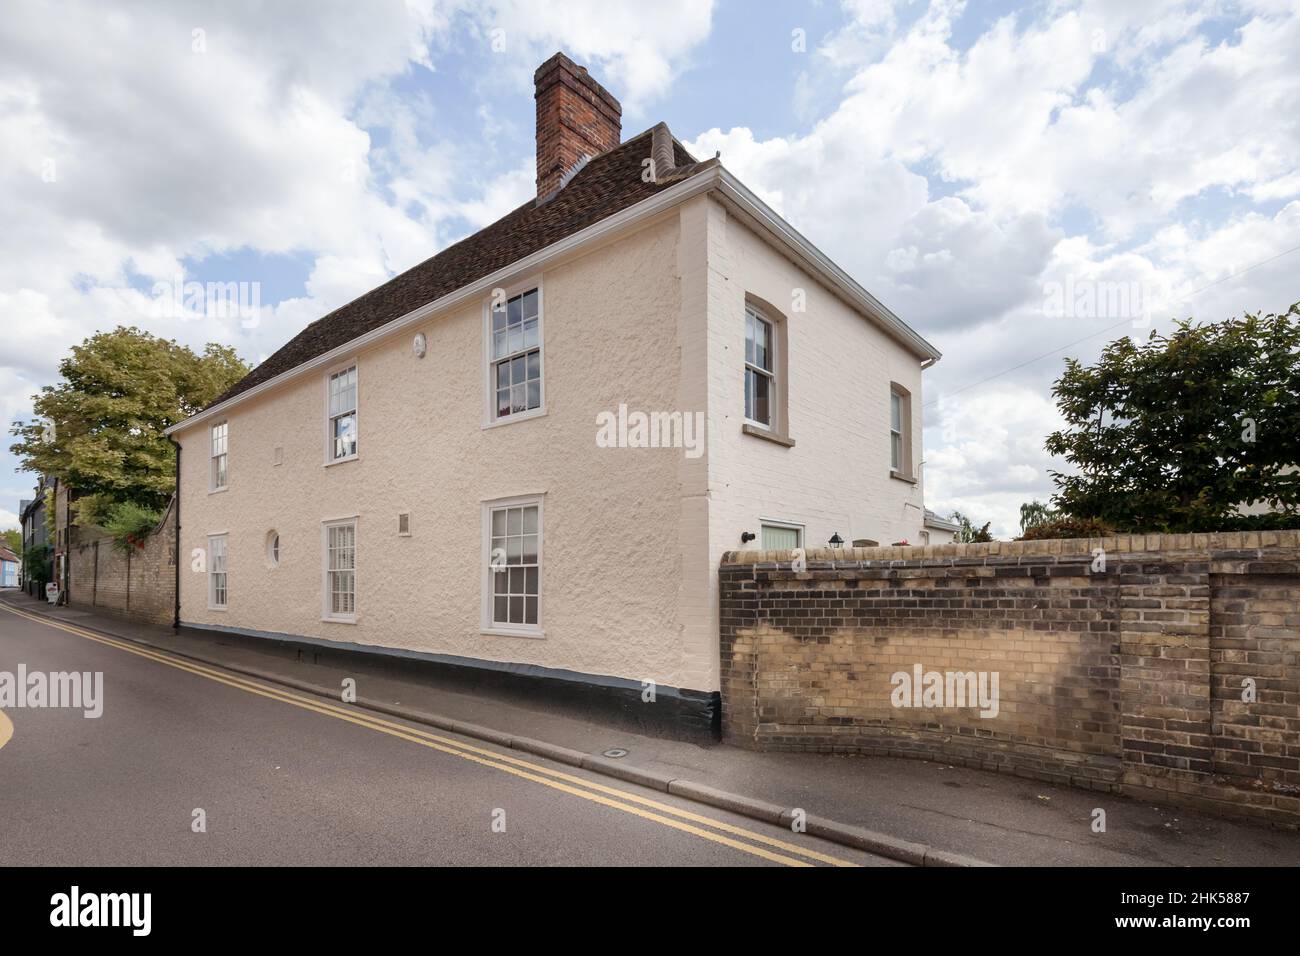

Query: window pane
[
  {"left": 524, "top": 597, "right": 537, "bottom": 624},
  {"left": 496, "top": 388, "right": 510, "bottom": 418},
  {"left": 525, "top": 565, "right": 538, "bottom": 594},
  {"left": 508, "top": 326, "right": 523, "bottom": 355},
  {"left": 762, "top": 525, "right": 800, "bottom": 550},
  {"left": 508, "top": 295, "right": 521, "bottom": 326},
  {"left": 509, "top": 595, "right": 524, "bottom": 623},
  {"left": 506, "top": 536, "right": 522, "bottom": 564},
  {"left": 891, "top": 392, "right": 902, "bottom": 431},
  {"left": 527, "top": 381, "right": 540, "bottom": 410},
  {"left": 510, "top": 384, "right": 525, "bottom": 413},
  {"left": 492, "top": 510, "right": 506, "bottom": 536},
  {"left": 523, "top": 318, "right": 538, "bottom": 350},
  {"left": 497, "top": 362, "right": 510, "bottom": 389},
  {"left": 492, "top": 304, "right": 507, "bottom": 331},
  {"left": 493, "top": 330, "right": 507, "bottom": 359},
  {"left": 522, "top": 506, "right": 538, "bottom": 534},
  {"left": 891, "top": 431, "right": 902, "bottom": 470},
  {"left": 526, "top": 351, "right": 540, "bottom": 380},
  {"left": 494, "top": 595, "right": 508, "bottom": 622},
  {"left": 521, "top": 289, "right": 538, "bottom": 319},
  {"left": 522, "top": 534, "right": 538, "bottom": 564},
  {"left": 753, "top": 371, "right": 770, "bottom": 425},
  {"left": 506, "top": 508, "right": 522, "bottom": 535}
]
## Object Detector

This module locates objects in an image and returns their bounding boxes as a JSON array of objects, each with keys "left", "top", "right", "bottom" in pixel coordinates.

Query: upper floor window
[
  {"left": 744, "top": 307, "right": 774, "bottom": 428},
  {"left": 489, "top": 288, "right": 542, "bottom": 422},
  {"left": 210, "top": 422, "right": 228, "bottom": 491},
  {"left": 328, "top": 365, "right": 358, "bottom": 462},
  {"left": 890, "top": 385, "right": 913, "bottom": 477}
]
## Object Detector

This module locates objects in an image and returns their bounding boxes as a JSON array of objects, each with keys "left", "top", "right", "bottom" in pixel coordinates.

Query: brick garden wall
[
  {"left": 720, "top": 531, "right": 1300, "bottom": 825},
  {"left": 68, "top": 497, "right": 176, "bottom": 627}
]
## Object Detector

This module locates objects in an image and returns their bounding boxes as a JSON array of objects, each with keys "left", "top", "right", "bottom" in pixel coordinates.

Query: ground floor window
[
  {"left": 760, "top": 521, "right": 802, "bottom": 550},
  {"left": 323, "top": 519, "right": 356, "bottom": 621},
  {"left": 484, "top": 498, "right": 541, "bottom": 633},
  {"left": 208, "top": 534, "right": 228, "bottom": 609}
]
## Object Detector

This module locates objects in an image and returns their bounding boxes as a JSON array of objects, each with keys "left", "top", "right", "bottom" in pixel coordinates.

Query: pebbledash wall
[
  {"left": 67, "top": 498, "right": 177, "bottom": 626},
  {"left": 720, "top": 531, "right": 1300, "bottom": 825}
]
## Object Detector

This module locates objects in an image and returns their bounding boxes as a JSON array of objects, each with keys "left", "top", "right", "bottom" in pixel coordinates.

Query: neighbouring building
[
  {"left": 19, "top": 479, "right": 52, "bottom": 598},
  {"left": 165, "top": 53, "right": 944, "bottom": 731},
  {"left": 0, "top": 546, "right": 17, "bottom": 588}
]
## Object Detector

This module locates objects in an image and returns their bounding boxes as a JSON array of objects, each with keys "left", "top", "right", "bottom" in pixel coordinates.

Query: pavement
[{"left": 4, "top": 591, "right": 1299, "bottom": 867}]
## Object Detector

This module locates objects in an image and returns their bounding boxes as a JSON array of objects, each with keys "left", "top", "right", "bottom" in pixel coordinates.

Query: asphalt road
[{"left": 0, "top": 600, "right": 893, "bottom": 867}]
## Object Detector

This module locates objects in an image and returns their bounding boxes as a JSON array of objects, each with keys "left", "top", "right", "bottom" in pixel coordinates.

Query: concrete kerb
[{"left": 1, "top": 598, "right": 993, "bottom": 868}]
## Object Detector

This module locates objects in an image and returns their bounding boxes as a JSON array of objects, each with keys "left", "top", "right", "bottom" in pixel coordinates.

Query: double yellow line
[{"left": 0, "top": 602, "right": 857, "bottom": 867}]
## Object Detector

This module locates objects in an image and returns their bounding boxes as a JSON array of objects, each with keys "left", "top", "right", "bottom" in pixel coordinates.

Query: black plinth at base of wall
[{"left": 179, "top": 622, "right": 721, "bottom": 744}]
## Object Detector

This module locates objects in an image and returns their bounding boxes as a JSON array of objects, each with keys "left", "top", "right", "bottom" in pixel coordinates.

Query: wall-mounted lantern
[
  {"left": 741, "top": 531, "right": 756, "bottom": 544},
  {"left": 828, "top": 532, "right": 844, "bottom": 548}
]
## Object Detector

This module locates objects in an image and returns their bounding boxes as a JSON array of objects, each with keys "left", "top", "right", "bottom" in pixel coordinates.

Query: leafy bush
[
  {"left": 101, "top": 501, "right": 163, "bottom": 553},
  {"left": 22, "top": 543, "right": 51, "bottom": 587},
  {"left": 1018, "top": 517, "right": 1116, "bottom": 540}
]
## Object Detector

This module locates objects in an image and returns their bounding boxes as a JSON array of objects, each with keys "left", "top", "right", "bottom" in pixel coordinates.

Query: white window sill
[
  {"left": 322, "top": 615, "right": 357, "bottom": 625},
  {"left": 483, "top": 406, "right": 547, "bottom": 430},
  {"left": 324, "top": 455, "right": 359, "bottom": 468},
  {"left": 890, "top": 469, "right": 918, "bottom": 484},
  {"left": 207, "top": 605, "right": 227, "bottom": 612},
  {"left": 742, "top": 423, "right": 796, "bottom": 448},
  {"left": 482, "top": 626, "right": 545, "bottom": 640},
  {"left": 209, "top": 486, "right": 228, "bottom": 495}
]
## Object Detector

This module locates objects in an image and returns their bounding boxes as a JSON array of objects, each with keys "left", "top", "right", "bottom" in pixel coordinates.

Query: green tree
[
  {"left": 950, "top": 510, "right": 994, "bottom": 543},
  {"left": 9, "top": 327, "right": 249, "bottom": 522},
  {"left": 1018, "top": 500, "right": 1060, "bottom": 535},
  {"left": 1, "top": 529, "right": 19, "bottom": 553},
  {"left": 1044, "top": 305, "right": 1300, "bottom": 533}
]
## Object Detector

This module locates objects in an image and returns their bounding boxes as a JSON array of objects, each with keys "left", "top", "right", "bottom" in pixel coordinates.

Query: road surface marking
[
  {"left": 0, "top": 602, "right": 859, "bottom": 867},
  {"left": 0, "top": 709, "right": 11, "bottom": 750}
]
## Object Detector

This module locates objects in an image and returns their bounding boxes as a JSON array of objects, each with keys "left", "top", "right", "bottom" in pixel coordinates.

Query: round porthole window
[{"left": 267, "top": 531, "right": 280, "bottom": 568}]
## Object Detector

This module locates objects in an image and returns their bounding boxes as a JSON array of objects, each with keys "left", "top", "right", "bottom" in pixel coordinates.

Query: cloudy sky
[{"left": 2, "top": 0, "right": 1297, "bottom": 537}]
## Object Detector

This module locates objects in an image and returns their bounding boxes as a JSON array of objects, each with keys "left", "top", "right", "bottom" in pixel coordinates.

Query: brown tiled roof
[{"left": 207, "top": 128, "right": 703, "bottom": 409}]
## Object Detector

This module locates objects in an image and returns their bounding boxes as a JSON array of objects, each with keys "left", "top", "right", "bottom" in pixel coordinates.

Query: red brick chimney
[{"left": 534, "top": 52, "right": 622, "bottom": 198}]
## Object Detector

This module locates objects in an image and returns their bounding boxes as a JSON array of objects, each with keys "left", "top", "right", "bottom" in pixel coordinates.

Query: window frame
[
  {"left": 207, "top": 533, "right": 228, "bottom": 610},
  {"left": 321, "top": 516, "right": 358, "bottom": 623},
  {"left": 889, "top": 384, "right": 913, "bottom": 478},
  {"left": 482, "top": 281, "right": 545, "bottom": 428},
  {"left": 744, "top": 306, "right": 776, "bottom": 430},
  {"left": 480, "top": 494, "right": 544, "bottom": 638},
  {"left": 324, "top": 360, "right": 359, "bottom": 466},
  {"left": 209, "top": 421, "right": 229, "bottom": 493},
  {"left": 759, "top": 519, "right": 804, "bottom": 551}
]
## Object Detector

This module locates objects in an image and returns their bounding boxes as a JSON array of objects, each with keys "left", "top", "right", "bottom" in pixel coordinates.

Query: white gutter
[{"left": 168, "top": 160, "right": 940, "bottom": 436}]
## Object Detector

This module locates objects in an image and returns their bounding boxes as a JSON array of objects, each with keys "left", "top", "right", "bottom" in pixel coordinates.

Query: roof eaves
[
  {"left": 166, "top": 159, "right": 720, "bottom": 437},
  {"left": 714, "top": 167, "right": 941, "bottom": 363}
]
